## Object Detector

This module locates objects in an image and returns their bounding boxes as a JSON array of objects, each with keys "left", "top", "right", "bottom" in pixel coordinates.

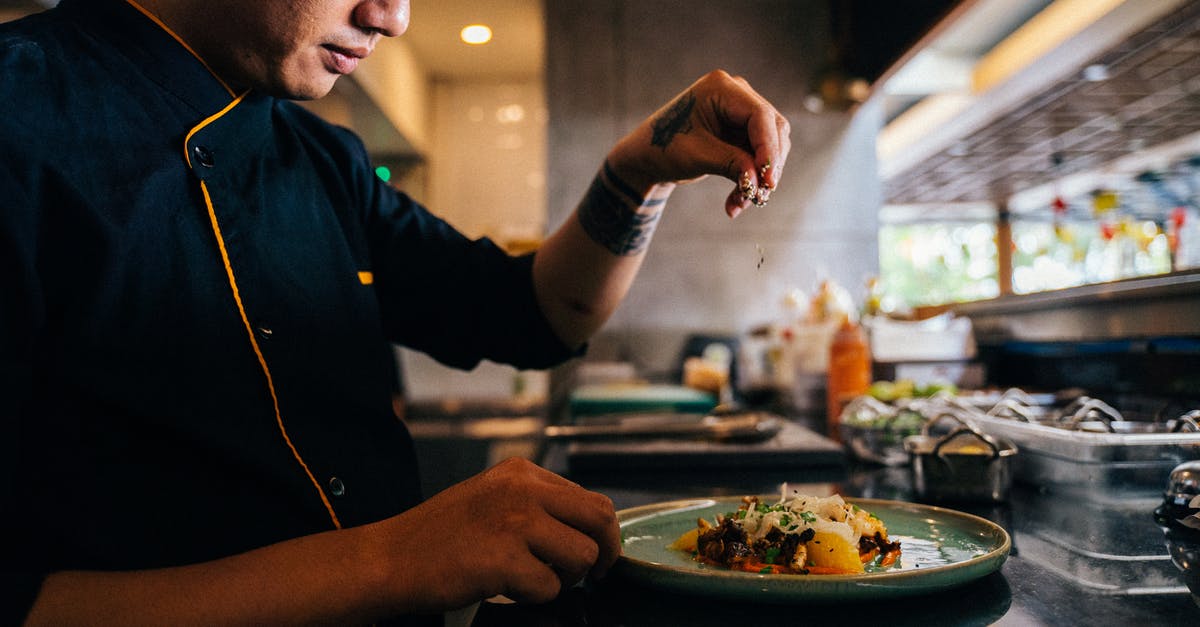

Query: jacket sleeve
[
  {"left": 342, "top": 134, "right": 584, "bottom": 371},
  {"left": 0, "top": 153, "right": 48, "bottom": 625}
]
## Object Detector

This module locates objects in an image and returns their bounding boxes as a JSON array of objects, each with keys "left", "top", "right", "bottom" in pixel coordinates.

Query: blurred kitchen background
[{"left": 6, "top": 0, "right": 1199, "bottom": 494}]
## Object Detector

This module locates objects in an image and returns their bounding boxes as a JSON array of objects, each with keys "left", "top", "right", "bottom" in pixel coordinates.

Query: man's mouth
[{"left": 321, "top": 44, "right": 369, "bottom": 75}]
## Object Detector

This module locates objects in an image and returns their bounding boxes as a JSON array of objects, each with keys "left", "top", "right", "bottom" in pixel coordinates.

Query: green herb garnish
[{"left": 764, "top": 547, "right": 780, "bottom": 564}]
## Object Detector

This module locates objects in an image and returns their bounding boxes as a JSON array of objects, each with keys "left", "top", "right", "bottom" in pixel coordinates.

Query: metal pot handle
[
  {"left": 921, "top": 411, "right": 971, "bottom": 436},
  {"left": 1172, "top": 411, "right": 1200, "bottom": 433},
  {"left": 998, "top": 387, "right": 1038, "bottom": 406},
  {"left": 842, "top": 395, "right": 895, "bottom": 422},
  {"left": 987, "top": 398, "right": 1038, "bottom": 422},
  {"left": 1059, "top": 397, "right": 1123, "bottom": 431},
  {"left": 932, "top": 425, "right": 1001, "bottom": 461}
]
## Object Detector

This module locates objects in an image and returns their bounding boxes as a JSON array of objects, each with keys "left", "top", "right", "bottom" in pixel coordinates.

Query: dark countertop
[{"left": 470, "top": 445, "right": 1200, "bottom": 626}]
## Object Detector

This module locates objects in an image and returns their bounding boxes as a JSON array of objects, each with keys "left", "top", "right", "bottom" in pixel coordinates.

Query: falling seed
[{"left": 756, "top": 244, "right": 764, "bottom": 269}]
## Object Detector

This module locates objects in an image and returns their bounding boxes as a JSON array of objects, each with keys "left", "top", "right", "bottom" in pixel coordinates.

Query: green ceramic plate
[{"left": 615, "top": 496, "right": 1010, "bottom": 602}]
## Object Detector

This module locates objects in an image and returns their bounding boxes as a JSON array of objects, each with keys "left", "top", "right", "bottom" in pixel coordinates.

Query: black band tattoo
[
  {"left": 650, "top": 92, "right": 695, "bottom": 149},
  {"left": 577, "top": 165, "right": 664, "bottom": 256}
]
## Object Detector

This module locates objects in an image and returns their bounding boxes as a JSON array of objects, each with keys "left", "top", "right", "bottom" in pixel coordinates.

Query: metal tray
[
  {"left": 968, "top": 413, "right": 1200, "bottom": 497},
  {"left": 969, "top": 413, "right": 1200, "bottom": 463},
  {"left": 894, "top": 393, "right": 1200, "bottom": 498}
]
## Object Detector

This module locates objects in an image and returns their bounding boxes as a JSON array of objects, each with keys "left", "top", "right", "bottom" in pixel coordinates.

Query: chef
[{"left": 0, "top": 0, "right": 791, "bottom": 624}]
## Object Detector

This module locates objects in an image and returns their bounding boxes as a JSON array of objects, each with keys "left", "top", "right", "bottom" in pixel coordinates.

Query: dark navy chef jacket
[{"left": 0, "top": 0, "right": 579, "bottom": 621}]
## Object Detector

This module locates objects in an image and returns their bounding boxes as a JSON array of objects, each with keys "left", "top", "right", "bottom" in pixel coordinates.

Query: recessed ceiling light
[
  {"left": 460, "top": 24, "right": 492, "bottom": 45},
  {"left": 496, "top": 104, "right": 525, "bottom": 124},
  {"left": 1082, "top": 64, "right": 1109, "bottom": 82}
]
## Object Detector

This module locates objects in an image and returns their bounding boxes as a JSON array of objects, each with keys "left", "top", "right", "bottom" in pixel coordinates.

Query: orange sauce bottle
[{"left": 826, "top": 316, "right": 871, "bottom": 441}]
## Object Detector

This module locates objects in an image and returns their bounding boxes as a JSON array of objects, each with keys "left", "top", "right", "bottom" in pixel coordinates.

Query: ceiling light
[
  {"left": 496, "top": 104, "right": 526, "bottom": 124},
  {"left": 460, "top": 24, "right": 492, "bottom": 45},
  {"left": 1083, "top": 64, "right": 1109, "bottom": 81}
]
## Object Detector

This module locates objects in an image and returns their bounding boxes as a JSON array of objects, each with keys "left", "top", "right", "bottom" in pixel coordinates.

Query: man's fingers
[
  {"left": 525, "top": 516, "right": 601, "bottom": 586},
  {"left": 744, "top": 110, "right": 783, "bottom": 183},
  {"left": 500, "top": 556, "right": 563, "bottom": 605},
  {"left": 766, "top": 112, "right": 792, "bottom": 189},
  {"left": 485, "top": 459, "right": 620, "bottom": 579},
  {"left": 664, "top": 100, "right": 784, "bottom": 207},
  {"left": 700, "top": 72, "right": 786, "bottom": 189},
  {"left": 536, "top": 482, "right": 620, "bottom": 577}
]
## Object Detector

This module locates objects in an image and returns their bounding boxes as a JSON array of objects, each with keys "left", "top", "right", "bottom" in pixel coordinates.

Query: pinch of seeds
[
  {"left": 739, "top": 171, "right": 756, "bottom": 201},
  {"left": 752, "top": 186, "right": 771, "bottom": 207},
  {"left": 760, "top": 160, "right": 773, "bottom": 189}
]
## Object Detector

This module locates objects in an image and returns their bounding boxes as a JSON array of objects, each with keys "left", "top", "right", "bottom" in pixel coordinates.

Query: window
[
  {"left": 877, "top": 206, "right": 999, "bottom": 309},
  {"left": 1010, "top": 216, "right": 1172, "bottom": 294},
  {"left": 880, "top": 182, "right": 1198, "bottom": 310}
]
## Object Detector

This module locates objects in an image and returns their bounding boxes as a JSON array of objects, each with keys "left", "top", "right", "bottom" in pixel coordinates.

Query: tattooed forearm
[
  {"left": 577, "top": 162, "right": 665, "bottom": 256},
  {"left": 650, "top": 92, "right": 695, "bottom": 149}
]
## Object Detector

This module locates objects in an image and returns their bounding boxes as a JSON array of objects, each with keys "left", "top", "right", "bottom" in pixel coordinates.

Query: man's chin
[{"left": 275, "top": 75, "right": 340, "bottom": 101}]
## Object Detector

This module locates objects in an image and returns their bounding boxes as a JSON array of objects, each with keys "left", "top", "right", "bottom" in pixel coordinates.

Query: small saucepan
[{"left": 905, "top": 422, "right": 1018, "bottom": 503}]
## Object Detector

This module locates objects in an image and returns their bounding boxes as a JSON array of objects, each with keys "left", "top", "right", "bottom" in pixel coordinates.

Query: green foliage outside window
[
  {"left": 878, "top": 222, "right": 999, "bottom": 308},
  {"left": 878, "top": 217, "right": 1175, "bottom": 309}
]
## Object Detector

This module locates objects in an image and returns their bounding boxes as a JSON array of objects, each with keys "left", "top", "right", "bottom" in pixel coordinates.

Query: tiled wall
[{"left": 426, "top": 80, "right": 547, "bottom": 243}]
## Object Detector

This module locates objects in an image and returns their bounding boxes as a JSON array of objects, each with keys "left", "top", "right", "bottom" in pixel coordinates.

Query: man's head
[{"left": 140, "top": 0, "right": 410, "bottom": 99}]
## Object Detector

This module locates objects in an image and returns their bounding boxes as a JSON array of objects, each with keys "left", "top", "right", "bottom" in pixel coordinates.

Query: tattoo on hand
[
  {"left": 577, "top": 164, "right": 664, "bottom": 256},
  {"left": 650, "top": 92, "right": 696, "bottom": 149}
]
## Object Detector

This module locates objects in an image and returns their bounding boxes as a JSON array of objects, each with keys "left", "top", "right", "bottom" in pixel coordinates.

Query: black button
[
  {"left": 329, "top": 477, "right": 346, "bottom": 497},
  {"left": 255, "top": 326, "right": 273, "bottom": 340},
  {"left": 192, "top": 145, "right": 215, "bottom": 168}
]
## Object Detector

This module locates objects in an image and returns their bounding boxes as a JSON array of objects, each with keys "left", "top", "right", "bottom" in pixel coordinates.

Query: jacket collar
[{"left": 55, "top": 0, "right": 244, "bottom": 118}]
